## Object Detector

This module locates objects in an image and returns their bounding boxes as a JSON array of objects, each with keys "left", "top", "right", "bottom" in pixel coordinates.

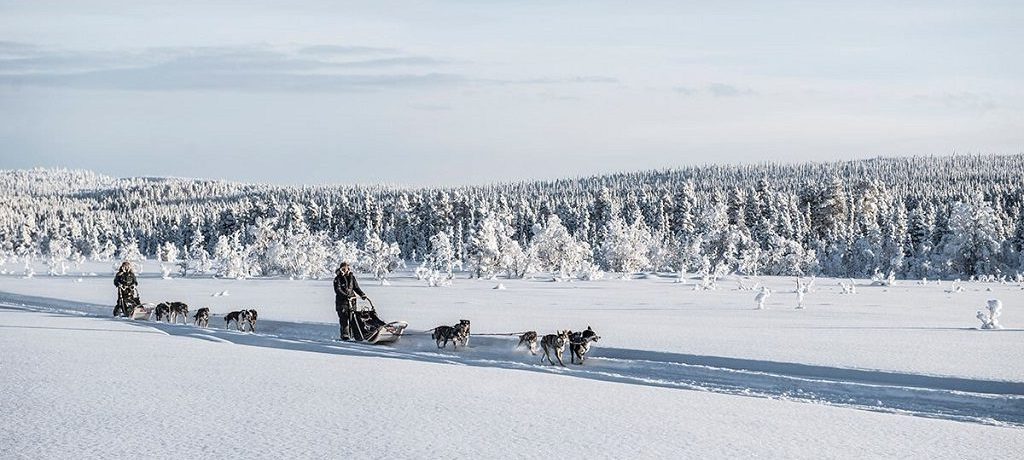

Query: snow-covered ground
[{"left": 2, "top": 261, "right": 1023, "bottom": 457}]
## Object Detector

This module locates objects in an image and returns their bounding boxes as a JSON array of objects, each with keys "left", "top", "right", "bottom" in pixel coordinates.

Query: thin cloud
[
  {"left": 911, "top": 92, "right": 1000, "bottom": 112},
  {"left": 0, "top": 43, "right": 461, "bottom": 92},
  {"left": 483, "top": 76, "right": 619, "bottom": 86},
  {"left": 674, "top": 83, "right": 757, "bottom": 97},
  {"left": 706, "top": 83, "right": 756, "bottom": 97},
  {"left": 296, "top": 45, "right": 399, "bottom": 56}
]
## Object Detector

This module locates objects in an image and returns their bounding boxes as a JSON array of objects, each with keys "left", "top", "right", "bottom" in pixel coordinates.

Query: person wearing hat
[
  {"left": 333, "top": 262, "right": 368, "bottom": 340},
  {"left": 113, "top": 261, "right": 139, "bottom": 317}
]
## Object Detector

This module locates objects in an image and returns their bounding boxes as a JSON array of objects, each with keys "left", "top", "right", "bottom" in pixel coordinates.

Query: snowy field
[{"left": 2, "top": 261, "right": 1024, "bottom": 458}]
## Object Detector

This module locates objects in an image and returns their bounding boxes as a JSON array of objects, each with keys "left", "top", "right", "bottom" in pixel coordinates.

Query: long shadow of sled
[{"left": 2, "top": 291, "right": 1022, "bottom": 427}]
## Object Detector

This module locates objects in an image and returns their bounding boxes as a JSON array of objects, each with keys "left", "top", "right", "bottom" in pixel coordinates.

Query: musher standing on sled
[
  {"left": 334, "top": 262, "right": 369, "bottom": 340},
  {"left": 113, "top": 261, "right": 139, "bottom": 317}
]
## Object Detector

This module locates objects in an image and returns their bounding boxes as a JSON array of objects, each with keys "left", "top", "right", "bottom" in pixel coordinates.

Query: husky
[
  {"left": 431, "top": 319, "right": 471, "bottom": 349},
  {"left": 192, "top": 307, "right": 210, "bottom": 327},
  {"left": 568, "top": 326, "right": 600, "bottom": 364},
  {"left": 540, "top": 330, "right": 571, "bottom": 366},
  {"left": 168, "top": 302, "right": 189, "bottom": 324},
  {"left": 154, "top": 303, "right": 172, "bottom": 322},
  {"left": 224, "top": 310, "right": 251, "bottom": 331},
  {"left": 516, "top": 331, "right": 539, "bottom": 355},
  {"left": 244, "top": 309, "right": 259, "bottom": 333}
]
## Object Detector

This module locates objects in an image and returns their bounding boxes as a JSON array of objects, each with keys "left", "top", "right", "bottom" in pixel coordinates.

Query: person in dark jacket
[
  {"left": 334, "top": 262, "right": 368, "bottom": 340},
  {"left": 113, "top": 261, "right": 139, "bottom": 317}
]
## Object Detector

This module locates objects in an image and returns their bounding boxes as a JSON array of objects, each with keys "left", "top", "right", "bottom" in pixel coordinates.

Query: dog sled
[
  {"left": 344, "top": 300, "right": 408, "bottom": 345},
  {"left": 113, "top": 286, "right": 141, "bottom": 318},
  {"left": 129, "top": 303, "right": 155, "bottom": 320}
]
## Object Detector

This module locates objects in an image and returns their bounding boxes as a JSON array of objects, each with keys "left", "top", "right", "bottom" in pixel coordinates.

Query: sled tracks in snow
[{"left": 2, "top": 293, "right": 1022, "bottom": 428}]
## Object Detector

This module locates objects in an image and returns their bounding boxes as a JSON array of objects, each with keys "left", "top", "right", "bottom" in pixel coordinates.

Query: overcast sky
[{"left": 1, "top": 1, "right": 1021, "bottom": 186}]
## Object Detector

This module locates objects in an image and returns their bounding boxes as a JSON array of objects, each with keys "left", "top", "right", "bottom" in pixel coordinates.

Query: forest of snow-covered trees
[{"left": 2, "top": 154, "right": 1023, "bottom": 281}]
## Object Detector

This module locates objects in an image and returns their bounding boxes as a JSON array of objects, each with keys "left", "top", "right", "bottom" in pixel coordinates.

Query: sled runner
[{"left": 345, "top": 300, "right": 408, "bottom": 345}]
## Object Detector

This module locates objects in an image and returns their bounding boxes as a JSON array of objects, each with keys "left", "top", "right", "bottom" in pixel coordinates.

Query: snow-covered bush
[
  {"left": 600, "top": 217, "right": 652, "bottom": 274},
  {"left": 22, "top": 258, "right": 35, "bottom": 278},
  {"left": 421, "top": 268, "right": 452, "bottom": 287},
  {"left": 976, "top": 299, "right": 1003, "bottom": 329},
  {"left": 577, "top": 261, "right": 605, "bottom": 281},
  {"left": 839, "top": 279, "right": 856, "bottom": 294},
  {"left": 754, "top": 286, "right": 772, "bottom": 309},
  {"left": 158, "top": 241, "right": 180, "bottom": 279},
  {"left": 46, "top": 237, "right": 72, "bottom": 275},
  {"left": 870, "top": 269, "right": 897, "bottom": 287},
  {"left": 497, "top": 238, "right": 532, "bottom": 279},
  {"left": 530, "top": 215, "right": 591, "bottom": 280}
]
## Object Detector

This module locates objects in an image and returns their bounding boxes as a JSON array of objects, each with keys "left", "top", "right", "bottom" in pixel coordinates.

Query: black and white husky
[
  {"left": 245, "top": 309, "right": 258, "bottom": 333},
  {"left": 540, "top": 330, "right": 571, "bottom": 366},
  {"left": 155, "top": 302, "right": 189, "bottom": 324},
  {"left": 568, "top": 326, "right": 600, "bottom": 365},
  {"left": 192, "top": 307, "right": 210, "bottom": 327},
  {"left": 432, "top": 319, "right": 471, "bottom": 349},
  {"left": 168, "top": 302, "right": 189, "bottom": 324},
  {"left": 154, "top": 303, "right": 171, "bottom": 322},
  {"left": 224, "top": 310, "right": 251, "bottom": 331},
  {"left": 516, "top": 331, "right": 539, "bottom": 355}
]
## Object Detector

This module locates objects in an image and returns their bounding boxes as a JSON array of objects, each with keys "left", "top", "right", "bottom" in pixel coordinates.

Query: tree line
[{"left": 1, "top": 154, "right": 1022, "bottom": 281}]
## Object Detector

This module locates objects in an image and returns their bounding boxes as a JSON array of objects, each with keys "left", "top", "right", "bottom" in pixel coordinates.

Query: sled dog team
[
  {"left": 113, "top": 261, "right": 601, "bottom": 366},
  {"left": 430, "top": 319, "right": 601, "bottom": 366},
  {"left": 122, "top": 302, "right": 259, "bottom": 332}
]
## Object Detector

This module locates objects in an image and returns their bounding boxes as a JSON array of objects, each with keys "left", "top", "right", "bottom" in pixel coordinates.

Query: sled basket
[{"left": 347, "top": 300, "right": 408, "bottom": 345}]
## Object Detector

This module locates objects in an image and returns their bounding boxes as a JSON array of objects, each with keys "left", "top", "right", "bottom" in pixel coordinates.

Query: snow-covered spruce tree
[
  {"left": 158, "top": 241, "right": 179, "bottom": 279},
  {"left": 92, "top": 239, "right": 117, "bottom": 262},
  {"left": 212, "top": 234, "right": 247, "bottom": 279},
  {"left": 466, "top": 215, "right": 502, "bottom": 279},
  {"left": 362, "top": 228, "right": 403, "bottom": 281},
  {"left": 116, "top": 239, "right": 145, "bottom": 272},
  {"left": 942, "top": 199, "right": 1005, "bottom": 277},
  {"left": 849, "top": 181, "right": 884, "bottom": 277},
  {"left": 530, "top": 214, "right": 591, "bottom": 280},
  {"left": 421, "top": 231, "right": 456, "bottom": 285},
  {"left": 906, "top": 201, "right": 938, "bottom": 278}
]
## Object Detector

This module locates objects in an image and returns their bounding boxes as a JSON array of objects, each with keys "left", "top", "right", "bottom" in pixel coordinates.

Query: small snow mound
[
  {"left": 494, "top": 283, "right": 507, "bottom": 290},
  {"left": 380, "top": 279, "right": 391, "bottom": 286},
  {"left": 211, "top": 290, "right": 231, "bottom": 297},
  {"left": 75, "top": 278, "right": 83, "bottom": 283}
]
